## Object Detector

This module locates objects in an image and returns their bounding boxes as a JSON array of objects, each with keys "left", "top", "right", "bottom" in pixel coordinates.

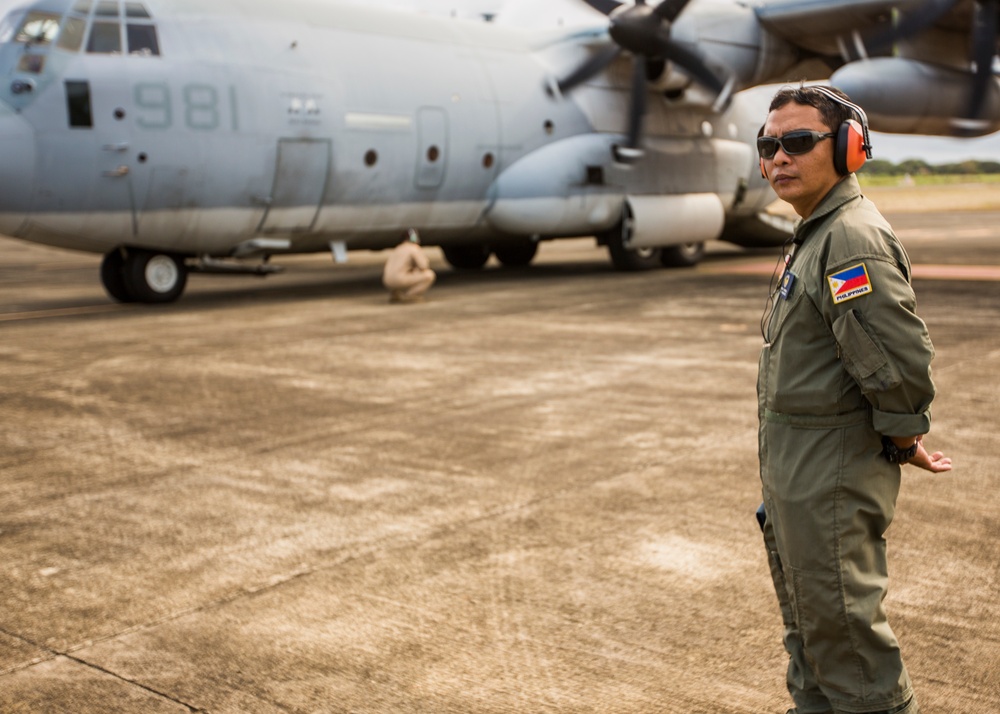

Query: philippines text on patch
[{"left": 827, "top": 263, "right": 873, "bottom": 304}]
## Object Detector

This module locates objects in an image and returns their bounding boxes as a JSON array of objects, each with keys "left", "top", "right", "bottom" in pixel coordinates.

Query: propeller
[
  {"left": 962, "top": 0, "right": 1000, "bottom": 133},
  {"left": 851, "top": 0, "right": 999, "bottom": 134},
  {"left": 551, "top": 0, "right": 732, "bottom": 161}
]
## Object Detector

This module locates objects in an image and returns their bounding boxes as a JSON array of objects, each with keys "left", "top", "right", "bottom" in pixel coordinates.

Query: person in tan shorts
[{"left": 382, "top": 229, "right": 436, "bottom": 303}]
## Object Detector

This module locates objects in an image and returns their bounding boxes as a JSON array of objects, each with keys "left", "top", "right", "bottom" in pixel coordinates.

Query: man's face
[{"left": 761, "top": 102, "right": 842, "bottom": 219}]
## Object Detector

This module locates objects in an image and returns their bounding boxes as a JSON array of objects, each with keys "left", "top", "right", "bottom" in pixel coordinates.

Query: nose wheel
[{"left": 101, "top": 248, "right": 188, "bottom": 303}]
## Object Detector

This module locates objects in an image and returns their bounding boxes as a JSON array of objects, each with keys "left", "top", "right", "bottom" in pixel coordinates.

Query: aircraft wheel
[
  {"left": 100, "top": 249, "right": 137, "bottom": 303},
  {"left": 492, "top": 240, "right": 538, "bottom": 267},
  {"left": 605, "top": 224, "right": 661, "bottom": 271},
  {"left": 122, "top": 249, "right": 188, "bottom": 303},
  {"left": 442, "top": 244, "right": 491, "bottom": 270},
  {"left": 659, "top": 242, "right": 705, "bottom": 268}
]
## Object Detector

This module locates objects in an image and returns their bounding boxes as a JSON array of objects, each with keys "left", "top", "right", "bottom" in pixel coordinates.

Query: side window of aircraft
[{"left": 65, "top": 80, "right": 93, "bottom": 128}]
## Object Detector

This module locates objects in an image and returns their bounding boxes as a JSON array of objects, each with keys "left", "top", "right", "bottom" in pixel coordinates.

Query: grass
[{"left": 857, "top": 173, "right": 1000, "bottom": 187}]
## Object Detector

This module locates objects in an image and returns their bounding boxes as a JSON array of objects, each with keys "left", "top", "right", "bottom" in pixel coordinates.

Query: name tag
[{"left": 779, "top": 270, "right": 797, "bottom": 300}]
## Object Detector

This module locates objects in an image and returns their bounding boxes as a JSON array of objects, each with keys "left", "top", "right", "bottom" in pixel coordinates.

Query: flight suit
[{"left": 757, "top": 175, "right": 935, "bottom": 714}]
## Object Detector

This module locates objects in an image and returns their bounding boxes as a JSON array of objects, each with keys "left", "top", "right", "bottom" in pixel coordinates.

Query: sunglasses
[{"left": 757, "top": 130, "right": 836, "bottom": 160}]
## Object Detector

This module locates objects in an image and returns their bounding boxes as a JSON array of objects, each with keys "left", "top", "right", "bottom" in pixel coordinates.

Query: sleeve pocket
[{"left": 832, "top": 309, "right": 902, "bottom": 393}]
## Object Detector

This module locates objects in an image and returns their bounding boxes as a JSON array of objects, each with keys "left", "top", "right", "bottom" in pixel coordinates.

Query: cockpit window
[
  {"left": 126, "top": 24, "right": 158, "bottom": 55},
  {"left": 4, "top": 2, "right": 161, "bottom": 57},
  {"left": 95, "top": 1, "right": 120, "bottom": 17},
  {"left": 15, "top": 12, "right": 61, "bottom": 45},
  {"left": 87, "top": 20, "right": 120, "bottom": 53},
  {"left": 125, "top": 3, "right": 151, "bottom": 19},
  {"left": 58, "top": 16, "right": 87, "bottom": 51}
]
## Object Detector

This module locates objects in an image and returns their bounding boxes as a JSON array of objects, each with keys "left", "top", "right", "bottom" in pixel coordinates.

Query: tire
[
  {"left": 605, "top": 220, "right": 661, "bottom": 272},
  {"left": 441, "top": 244, "right": 491, "bottom": 270},
  {"left": 659, "top": 242, "right": 705, "bottom": 268},
  {"left": 122, "top": 250, "right": 188, "bottom": 303},
  {"left": 100, "top": 249, "right": 137, "bottom": 303},
  {"left": 492, "top": 240, "right": 538, "bottom": 267}
]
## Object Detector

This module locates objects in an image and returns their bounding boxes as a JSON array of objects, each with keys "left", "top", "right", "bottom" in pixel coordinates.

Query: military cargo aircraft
[{"left": 0, "top": 0, "right": 996, "bottom": 303}]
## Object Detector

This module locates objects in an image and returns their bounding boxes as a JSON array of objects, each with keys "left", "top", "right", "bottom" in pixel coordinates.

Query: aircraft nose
[{"left": 0, "top": 100, "right": 36, "bottom": 237}]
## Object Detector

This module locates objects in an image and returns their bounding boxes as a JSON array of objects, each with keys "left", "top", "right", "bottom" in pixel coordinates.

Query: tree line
[{"left": 860, "top": 159, "right": 1000, "bottom": 175}]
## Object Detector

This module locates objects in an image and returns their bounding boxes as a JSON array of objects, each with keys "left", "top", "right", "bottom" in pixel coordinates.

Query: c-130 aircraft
[{"left": 0, "top": 0, "right": 997, "bottom": 303}]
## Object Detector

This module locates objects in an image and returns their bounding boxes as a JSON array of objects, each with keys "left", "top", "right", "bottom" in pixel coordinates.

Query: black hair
[{"left": 768, "top": 85, "right": 855, "bottom": 134}]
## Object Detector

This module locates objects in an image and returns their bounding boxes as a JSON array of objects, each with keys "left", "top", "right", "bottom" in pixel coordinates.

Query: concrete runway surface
[{"left": 1, "top": 210, "right": 998, "bottom": 713}]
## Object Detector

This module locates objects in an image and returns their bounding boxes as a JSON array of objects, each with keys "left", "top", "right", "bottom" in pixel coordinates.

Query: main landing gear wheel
[
  {"left": 492, "top": 240, "right": 538, "bottom": 267},
  {"left": 442, "top": 244, "right": 491, "bottom": 270},
  {"left": 101, "top": 248, "right": 188, "bottom": 303},
  {"left": 659, "top": 242, "right": 705, "bottom": 268},
  {"left": 100, "top": 250, "right": 137, "bottom": 303},
  {"left": 604, "top": 206, "right": 661, "bottom": 271}
]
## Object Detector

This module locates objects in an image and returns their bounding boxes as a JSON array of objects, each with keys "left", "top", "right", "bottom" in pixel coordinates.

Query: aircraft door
[
  {"left": 88, "top": 78, "right": 141, "bottom": 239},
  {"left": 259, "top": 138, "right": 331, "bottom": 233},
  {"left": 415, "top": 107, "right": 447, "bottom": 189}
]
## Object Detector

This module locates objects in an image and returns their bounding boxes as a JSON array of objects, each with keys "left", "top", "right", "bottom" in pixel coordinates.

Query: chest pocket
[{"left": 832, "top": 309, "right": 902, "bottom": 394}]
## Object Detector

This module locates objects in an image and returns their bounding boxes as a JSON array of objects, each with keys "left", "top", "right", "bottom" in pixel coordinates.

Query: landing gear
[
  {"left": 441, "top": 244, "right": 491, "bottom": 270},
  {"left": 603, "top": 208, "right": 661, "bottom": 271},
  {"left": 100, "top": 248, "right": 188, "bottom": 304},
  {"left": 659, "top": 242, "right": 705, "bottom": 268},
  {"left": 100, "top": 250, "right": 136, "bottom": 303},
  {"left": 492, "top": 239, "right": 538, "bottom": 267}
]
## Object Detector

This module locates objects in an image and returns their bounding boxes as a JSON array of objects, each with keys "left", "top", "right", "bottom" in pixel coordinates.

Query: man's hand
[{"left": 906, "top": 436, "right": 953, "bottom": 473}]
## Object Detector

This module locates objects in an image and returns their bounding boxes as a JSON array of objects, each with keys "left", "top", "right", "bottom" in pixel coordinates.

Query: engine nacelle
[
  {"left": 485, "top": 134, "right": 623, "bottom": 237},
  {"left": 831, "top": 58, "right": 1000, "bottom": 137},
  {"left": 623, "top": 194, "right": 725, "bottom": 249}
]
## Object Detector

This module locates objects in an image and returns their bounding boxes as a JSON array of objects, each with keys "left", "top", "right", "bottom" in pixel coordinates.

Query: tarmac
[{"left": 1, "top": 206, "right": 998, "bottom": 713}]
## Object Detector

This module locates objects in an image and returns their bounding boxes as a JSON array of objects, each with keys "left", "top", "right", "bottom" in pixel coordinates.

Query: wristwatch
[{"left": 881, "top": 436, "right": 918, "bottom": 464}]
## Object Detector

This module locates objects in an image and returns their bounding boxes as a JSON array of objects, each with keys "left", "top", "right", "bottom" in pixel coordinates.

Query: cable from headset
[{"left": 760, "top": 236, "right": 797, "bottom": 343}]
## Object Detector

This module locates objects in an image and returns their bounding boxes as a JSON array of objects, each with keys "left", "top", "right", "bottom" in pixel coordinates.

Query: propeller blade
[
  {"left": 554, "top": 44, "right": 623, "bottom": 94},
  {"left": 661, "top": 42, "right": 727, "bottom": 94},
  {"left": 653, "top": 0, "right": 693, "bottom": 23},
  {"left": 626, "top": 58, "right": 649, "bottom": 151},
  {"left": 579, "top": 0, "right": 624, "bottom": 16},
  {"left": 964, "top": 0, "right": 999, "bottom": 122}
]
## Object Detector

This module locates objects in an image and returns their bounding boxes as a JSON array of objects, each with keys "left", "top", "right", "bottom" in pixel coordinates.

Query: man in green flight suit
[{"left": 756, "top": 85, "right": 953, "bottom": 714}]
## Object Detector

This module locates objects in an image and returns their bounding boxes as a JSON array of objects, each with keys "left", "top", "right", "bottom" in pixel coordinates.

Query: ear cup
[{"left": 835, "top": 119, "right": 867, "bottom": 175}]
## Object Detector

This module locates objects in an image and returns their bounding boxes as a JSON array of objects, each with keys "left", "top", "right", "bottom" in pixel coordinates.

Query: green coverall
[{"left": 757, "top": 175, "right": 935, "bottom": 714}]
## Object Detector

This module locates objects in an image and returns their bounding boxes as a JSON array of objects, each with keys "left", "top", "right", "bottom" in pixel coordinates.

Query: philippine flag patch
[{"left": 827, "top": 263, "right": 873, "bottom": 304}]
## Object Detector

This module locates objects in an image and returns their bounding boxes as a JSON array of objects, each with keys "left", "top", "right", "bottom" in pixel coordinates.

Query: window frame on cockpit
[{"left": 2, "top": 1, "right": 161, "bottom": 57}]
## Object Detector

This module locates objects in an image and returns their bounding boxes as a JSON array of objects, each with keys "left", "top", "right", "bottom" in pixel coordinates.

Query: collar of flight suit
[{"left": 792, "top": 174, "right": 864, "bottom": 245}]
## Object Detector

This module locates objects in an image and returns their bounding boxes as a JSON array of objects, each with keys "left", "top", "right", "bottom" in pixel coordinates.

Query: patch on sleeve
[{"left": 827, "top": 263, "right": 873, "bottom": 304}]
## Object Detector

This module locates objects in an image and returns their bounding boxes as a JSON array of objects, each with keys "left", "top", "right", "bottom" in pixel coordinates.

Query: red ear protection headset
[{"left": 759, "top": 86, "right": 873, "bottom": 179}]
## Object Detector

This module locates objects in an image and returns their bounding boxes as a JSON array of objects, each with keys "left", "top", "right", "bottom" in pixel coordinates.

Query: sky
[{"left": 869, "top": 131, "right": 1000, "bottom": 165}]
